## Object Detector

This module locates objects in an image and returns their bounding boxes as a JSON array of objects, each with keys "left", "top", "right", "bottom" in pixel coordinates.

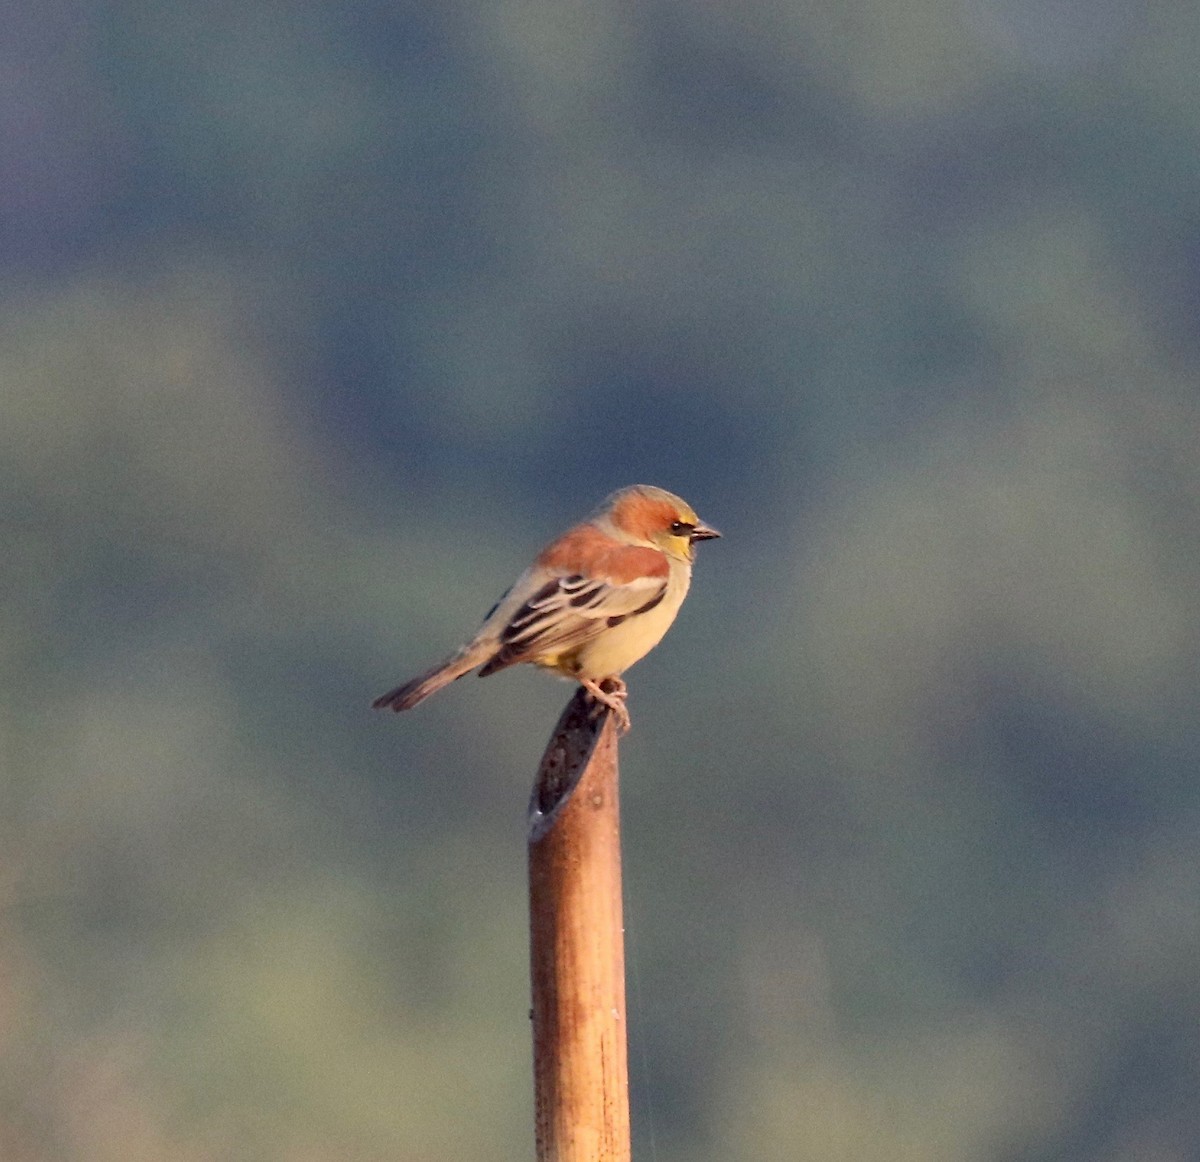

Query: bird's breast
[{"left": 558, "top": 563, "right": 692, "bottom": 679}]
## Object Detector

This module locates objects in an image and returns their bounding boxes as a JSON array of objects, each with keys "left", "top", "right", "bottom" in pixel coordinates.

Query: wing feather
[{"left": 478, "top": 543, "right": 670, "bottom": 676}]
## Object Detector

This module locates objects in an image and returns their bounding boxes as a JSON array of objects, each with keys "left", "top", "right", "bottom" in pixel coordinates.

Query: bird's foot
[{"left": 581, "top": 677, "right": 631, "bottom": 734}]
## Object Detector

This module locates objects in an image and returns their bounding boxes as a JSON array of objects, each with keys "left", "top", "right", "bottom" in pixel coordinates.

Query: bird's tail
[{"left": 371, "top": 644, "right": 493, "bottom": 712}]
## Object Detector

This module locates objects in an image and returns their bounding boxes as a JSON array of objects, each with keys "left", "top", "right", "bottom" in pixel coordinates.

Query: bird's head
[{"left": 601, "top": 485, "right": 721, "bottom": 563}]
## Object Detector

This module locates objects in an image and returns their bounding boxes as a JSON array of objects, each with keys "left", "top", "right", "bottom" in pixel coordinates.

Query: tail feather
[{"left": 371, "top": 645, "right": 493, "bottom": 712}]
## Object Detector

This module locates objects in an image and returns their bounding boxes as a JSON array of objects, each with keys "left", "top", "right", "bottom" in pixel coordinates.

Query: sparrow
[{"left": 372, "top": 485, "right": 720, "bottom": 732}]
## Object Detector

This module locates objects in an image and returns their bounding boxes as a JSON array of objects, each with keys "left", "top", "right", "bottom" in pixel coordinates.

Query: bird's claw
[{"left": 581, "top": 677, "right": 631, "bottom": 734}]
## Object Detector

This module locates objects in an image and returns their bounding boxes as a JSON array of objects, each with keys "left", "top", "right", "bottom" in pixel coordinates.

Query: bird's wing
[{"left": 477, "top": 540, "right": 669, "bottom": 675}]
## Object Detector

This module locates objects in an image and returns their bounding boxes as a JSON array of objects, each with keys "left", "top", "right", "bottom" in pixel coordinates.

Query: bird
[{"left": 372, "top": 485, "right": 720, "bottom": 732}]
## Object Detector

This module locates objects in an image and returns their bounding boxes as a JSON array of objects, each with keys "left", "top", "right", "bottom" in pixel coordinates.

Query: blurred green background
[{"left": 4, "top": 0, "right": 1200, "bottom": 1158}]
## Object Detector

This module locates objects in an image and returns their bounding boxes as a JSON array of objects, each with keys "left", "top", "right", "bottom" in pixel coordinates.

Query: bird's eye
[{"left": 670, "top": 520, "right": 695, "bottom": 537}]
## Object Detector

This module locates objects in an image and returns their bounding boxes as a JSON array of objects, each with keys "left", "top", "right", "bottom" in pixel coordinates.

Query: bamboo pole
[{"left": 528, "top": 688, "right": 631, "bottom": 1162}]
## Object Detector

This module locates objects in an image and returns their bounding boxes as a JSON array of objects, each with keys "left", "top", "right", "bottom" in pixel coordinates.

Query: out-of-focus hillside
[{"left": 3, "top": 1, "right": 1200, "bottom": 1158}]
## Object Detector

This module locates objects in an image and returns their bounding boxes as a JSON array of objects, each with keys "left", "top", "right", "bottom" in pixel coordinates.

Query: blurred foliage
[{"left": 3, "top": 0, "right": 1200, "bottom": 1157}]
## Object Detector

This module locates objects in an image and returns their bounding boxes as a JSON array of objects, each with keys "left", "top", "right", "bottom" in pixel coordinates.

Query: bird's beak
[{"left": 690, "top": 521, "right": 721, "bottom": 542}]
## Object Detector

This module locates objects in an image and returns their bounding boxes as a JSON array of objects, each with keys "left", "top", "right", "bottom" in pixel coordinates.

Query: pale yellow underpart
[{"left": 534, "top": 556, "right": 692, "bottom": 681}]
